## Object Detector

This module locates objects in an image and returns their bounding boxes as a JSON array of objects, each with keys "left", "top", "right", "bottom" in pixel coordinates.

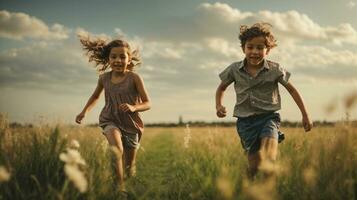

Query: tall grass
[{"left": 0, "top": 118, "right": 356, "bottom": 199}]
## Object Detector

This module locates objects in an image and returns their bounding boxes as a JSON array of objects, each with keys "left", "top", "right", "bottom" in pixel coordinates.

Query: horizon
[{"left": 2, "top": 113, "right": 352, "bottom": 126}]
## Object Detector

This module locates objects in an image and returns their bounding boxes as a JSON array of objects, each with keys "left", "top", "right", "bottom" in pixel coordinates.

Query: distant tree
[{"left": 178, "top": 115, "right": 183, "bottom": 126}]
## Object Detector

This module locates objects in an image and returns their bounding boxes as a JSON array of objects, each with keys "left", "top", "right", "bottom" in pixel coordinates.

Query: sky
[{"left": 0, "top": 0, "right": 357, "bottom": 124}]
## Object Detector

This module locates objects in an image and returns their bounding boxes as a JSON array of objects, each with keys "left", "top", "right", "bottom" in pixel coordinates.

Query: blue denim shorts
[{"left": 236, "top": 112, "right": 282, "bottom": 154}]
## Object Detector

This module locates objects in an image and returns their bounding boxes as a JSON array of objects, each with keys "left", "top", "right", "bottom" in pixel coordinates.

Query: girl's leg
[
  {"left": 105, "top": 129, "right": 125, "bottom": 191},
  {"left": 124, "top": 148, "right": 138, "bottom": 177}
]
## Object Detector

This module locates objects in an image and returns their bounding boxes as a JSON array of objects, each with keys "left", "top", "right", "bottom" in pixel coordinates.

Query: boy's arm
[
  {"left": 215, "top": 81, "right": 230, "bottom": 118},
  {"left": 283, "top": 81, "right": 313, "bottom": 132}
]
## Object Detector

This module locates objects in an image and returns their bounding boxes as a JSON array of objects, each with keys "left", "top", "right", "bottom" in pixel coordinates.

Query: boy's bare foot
[
  {"left": 118, "top": 190, "right": 128, "bottom": 200},
  {"left": 119, "top": 184, "right": 126, "bottom": 192}
]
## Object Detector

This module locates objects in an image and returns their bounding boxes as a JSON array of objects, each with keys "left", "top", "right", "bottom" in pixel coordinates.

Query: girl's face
[
  {"left": 109, "top": 47, "right": 131, "bottom": 73},
  {"left": 243, "top": 36, "right": 269, "bottom": 67}
]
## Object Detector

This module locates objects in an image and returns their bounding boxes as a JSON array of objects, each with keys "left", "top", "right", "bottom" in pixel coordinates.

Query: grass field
[{"left": 0, "top": 120, "right": 356, "bottom": 200}]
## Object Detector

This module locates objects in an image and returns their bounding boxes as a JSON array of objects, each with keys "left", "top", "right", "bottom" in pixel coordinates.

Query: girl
[
  {"left": 75, "top": 37, "right": 151, "bottom": 192},
  {"left": 215, "top": 23, "right": 312, "bottom": 178}
]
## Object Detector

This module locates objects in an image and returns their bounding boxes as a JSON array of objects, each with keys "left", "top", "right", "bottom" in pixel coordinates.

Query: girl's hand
[
  {"left": 119, "top": 103, "right": 136, "bottom": 113},
  {"left": 216, "top": 105, "right": 227, "bottom": 118},
  {"left": 75, "top": 112, "right": 85, "bottom": 124},
  {"left": 302, "top": 115, "right": 313, "bottom": 132}
]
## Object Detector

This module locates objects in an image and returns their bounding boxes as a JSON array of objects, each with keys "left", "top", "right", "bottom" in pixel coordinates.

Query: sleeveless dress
[{"left": 98, "top": 71, "right": 144, "bottom": 140}]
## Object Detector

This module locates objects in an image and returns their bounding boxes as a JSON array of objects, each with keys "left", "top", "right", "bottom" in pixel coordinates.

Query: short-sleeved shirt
[
  {"left": 98, "top": 71, "right": 144, "bottom": 140},
  {"left": 219, "top": 59, "right": 290, "bottom": 118}
]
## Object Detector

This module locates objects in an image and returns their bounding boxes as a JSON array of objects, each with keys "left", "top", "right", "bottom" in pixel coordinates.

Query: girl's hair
[
  {"left": 79, "top": 37, "right": 141, "bottom": 72},
  {"left": 239, "top": 22, "right": 277, "bottom": 49}
]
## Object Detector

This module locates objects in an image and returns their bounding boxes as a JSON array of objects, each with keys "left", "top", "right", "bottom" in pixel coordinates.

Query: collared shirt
[{"left": 219, "top": 59, "right": 290, "bottom": 118}]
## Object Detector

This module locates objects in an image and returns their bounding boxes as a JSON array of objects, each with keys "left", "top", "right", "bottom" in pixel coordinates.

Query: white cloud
[
  {"left": 76, "top": 27, "right": 111, "bottom": 41},
  {"left": 0, "top": 40, "right": 94, "bottom": 93},
  {"left": 143, "top": 41, "right": 183, "bottom": 59},
  {"left": 204, "top": 37, "right": 242, "bottom": 58},
  {"left": 196, "top": 3, "right": 357, "bottom": 45},
  {"left": 0, "top": 10, "right": 69, "bottom": 40},
  {"left": 146, "top": 3, "right": 357, "bottom": 46},
  {"left": 198, "top": 2, "right": 252, "bottom": 22}
]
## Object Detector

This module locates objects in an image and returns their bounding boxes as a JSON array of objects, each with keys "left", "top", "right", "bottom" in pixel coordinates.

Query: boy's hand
[
  {"left": 75, "top": 112, "right": 85, "bottom": 124},
  {"left": 216, "top": 105, "right": 227, "bottom": 118},
  {"left": 302, "top": 115, "right": 313, "bottom": 132},
  {"left": 119, "top": 103, "right": 136, "bottom": 113}
]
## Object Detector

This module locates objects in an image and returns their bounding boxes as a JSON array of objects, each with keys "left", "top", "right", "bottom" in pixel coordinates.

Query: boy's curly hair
[
  {"left": 239, "top": 22, "right": 277, "bottom": 49},
  {"left": 79, "top": 37, "right": 141, "bottom": 72}
]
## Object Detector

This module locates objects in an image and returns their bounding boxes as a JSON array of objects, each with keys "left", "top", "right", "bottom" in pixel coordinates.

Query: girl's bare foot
[
  {"left": 125, "top": 165, "right": 136, "bottom": 178},
  {"left": 128, "top": 165, "right": 136, "bottom": 178}
]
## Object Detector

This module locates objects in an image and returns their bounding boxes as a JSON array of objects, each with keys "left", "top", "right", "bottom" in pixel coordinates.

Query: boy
[{"left": 215, "top": 22, "right": 312, "bottom": 178}]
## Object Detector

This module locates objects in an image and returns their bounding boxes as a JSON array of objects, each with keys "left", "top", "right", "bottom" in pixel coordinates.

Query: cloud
[
  {"left": 0, "top": 40, "right": 95, "bottom": 94},
  {"left": 145, "top": 3, "right": 357, "bottom": 46},
  {"left": 276, "top": 45, "right": 357, "bottom": 80},
  {"left": 201, "top": 3, "right": 357, "bottom": 45},
  {"left": 0, "top": 10, "right": 70, "bottom": 40},
  {"left": 198, "top": 2, "right": 252, "bottom": 23},
  {"left": 204, "top": 37, "right": 242, "bottom": 58},
  {"left": 76, "top": 27, "right": 111, "bottom": 41},
  {"left": 143, "top": 41, "right": 184, "bottom": 59}
]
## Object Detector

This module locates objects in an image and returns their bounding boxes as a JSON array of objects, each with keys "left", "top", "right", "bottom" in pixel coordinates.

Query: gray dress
[{"left": 98, "top": 71, "right": 144, "bottom": 140}]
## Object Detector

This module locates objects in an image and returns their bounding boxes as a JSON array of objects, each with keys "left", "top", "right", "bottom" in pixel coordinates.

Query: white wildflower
[
  {"left": 69, "top": 139, "right": 80, "bottom": 149},
  {"left": 347, "top": 1, "right": 356, "bottom": 9},
  {"left": 0, "top": 166, "right": 11, "bottom": 183},
  {"left": 59, "top": 148, "right": 88, "bottom": 193},
  {"left": 184, "top": 124, "right": 191, "bottom": 148},
  {"left": 64, "top": 165, "right": 88, "bottom": 193},
  {"left": 59, "top": 149, "right": 86, "bottom": 166}
]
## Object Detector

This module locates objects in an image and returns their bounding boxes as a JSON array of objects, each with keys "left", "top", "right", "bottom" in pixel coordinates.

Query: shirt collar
[{"left": 238, "top": 58, "right": 270, "bottom": 70}]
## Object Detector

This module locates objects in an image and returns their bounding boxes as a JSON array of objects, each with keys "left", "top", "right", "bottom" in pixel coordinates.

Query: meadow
[{"left": 0, "top": 118, "right": 356, "bottom": 200}]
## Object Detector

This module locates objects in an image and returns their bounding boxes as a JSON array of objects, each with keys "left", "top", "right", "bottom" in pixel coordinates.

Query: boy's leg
[
  {"left": 260, "top": 137, "right": 278, "bottom": 162},
  {"left": 259, "top": 137, "right": 278, "bottom": 177},
  {"left": 105, "top": 128, "right": 126, "bottom": 191},
  {"left": 247, "top": 137, "right": 278, "bottom": 179},
  {"left": 247, "top": 152, "right": 261, "bottom": 179}
]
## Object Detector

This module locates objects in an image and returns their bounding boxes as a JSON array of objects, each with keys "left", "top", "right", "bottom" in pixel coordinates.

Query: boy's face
[
  {"left": 243, "top": 36, "right": 269, "bottom": 67},
  {"left": 109, "top": 47, "right": 131, "bottom": 73}
]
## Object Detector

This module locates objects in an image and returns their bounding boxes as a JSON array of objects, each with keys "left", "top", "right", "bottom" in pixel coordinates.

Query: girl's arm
[
  {"left": 119, "top": 73, "right": 151, "bottom": 112},
  {"left": 215, "top": 81, "right": 230, "bottom": 118},
  {"left": 75, "top": 78, "right": 104, "bottom": 124},
  {"left": 283, "top": 81, "right": 313, "bottom": 132}
]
